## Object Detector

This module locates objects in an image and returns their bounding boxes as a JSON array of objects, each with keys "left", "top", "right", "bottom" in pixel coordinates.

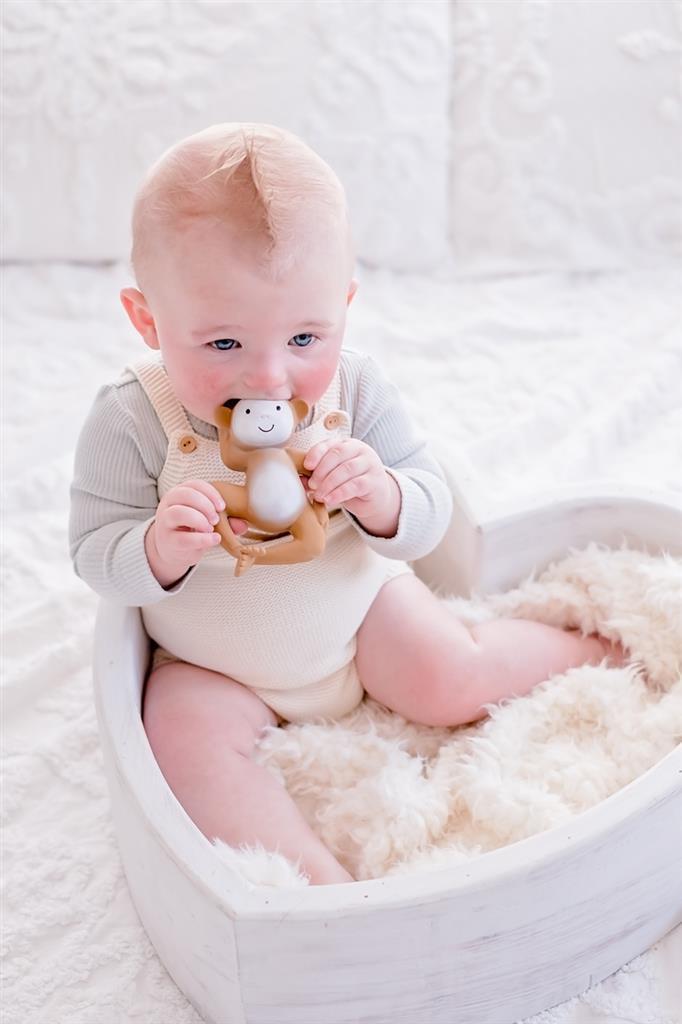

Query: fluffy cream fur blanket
[{"left": 213, "top": 544, "right": 681, "bottom": 886}]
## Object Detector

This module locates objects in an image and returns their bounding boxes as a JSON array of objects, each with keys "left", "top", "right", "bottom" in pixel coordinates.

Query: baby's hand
[
  {"left": 303, "top": 438, "right": 393, "bottom": 520},
  {"left": 150, "top": 480, "right": 247, "bottom": 578}
]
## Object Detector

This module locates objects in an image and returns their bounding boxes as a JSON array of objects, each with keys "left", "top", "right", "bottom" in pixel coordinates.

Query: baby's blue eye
[
  {"left": 290, "top": 333, "right": 315, "bottom": 348},
  {"left": 211, "top": 339, "right": 240, "bottom": 351}
]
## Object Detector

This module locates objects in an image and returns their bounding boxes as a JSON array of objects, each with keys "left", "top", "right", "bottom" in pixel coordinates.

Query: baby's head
[{"left": 121, "top": 123, "right": 357, "bottom": 424}]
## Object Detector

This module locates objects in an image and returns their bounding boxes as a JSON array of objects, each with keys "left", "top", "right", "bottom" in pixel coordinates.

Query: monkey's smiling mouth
[{"left": 258, "top": 425, "right": 275, "bottom": 433}]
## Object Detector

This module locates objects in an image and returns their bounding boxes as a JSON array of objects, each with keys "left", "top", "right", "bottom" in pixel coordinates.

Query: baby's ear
[
  {"left": 291, "top": 398, "right": 309, "bottom": 424},
  {"left": 120, "top": 287, "right": 159, "bottom": 349},
  {"left": 213, "top": 404, "right": 233, "bottom": 429}
]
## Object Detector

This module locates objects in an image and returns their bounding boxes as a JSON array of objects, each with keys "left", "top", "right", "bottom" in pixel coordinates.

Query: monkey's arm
[
  {"left": 249, "top": 505, "right": 326, "bottom": 567},
  {"left": 210, "top": 481, "right": 250, "bottom": 557},
  {"left": 284, "top": 448, "right": 328, "bottom": 525},
  {"left": 286, "top": 447, "right": 307, "bottom": 474}
]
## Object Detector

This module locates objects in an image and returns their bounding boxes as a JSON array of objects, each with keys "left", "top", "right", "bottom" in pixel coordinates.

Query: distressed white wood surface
[
  {"left": 413, "top": 459, "right": 682, "bottom": 597},
  {"left": 94, "top": 486, "right": 682, "bottom": 1024}
]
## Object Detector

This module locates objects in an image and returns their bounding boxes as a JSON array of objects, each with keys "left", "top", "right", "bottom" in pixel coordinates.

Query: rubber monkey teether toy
[{"left": 211, "top": 398, "right": 349, "bottom": 577}]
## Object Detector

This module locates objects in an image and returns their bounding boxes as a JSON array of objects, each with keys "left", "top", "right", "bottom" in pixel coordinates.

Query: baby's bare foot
[{"left": 597, "top": 636, "right": 627, "bottom": 668}]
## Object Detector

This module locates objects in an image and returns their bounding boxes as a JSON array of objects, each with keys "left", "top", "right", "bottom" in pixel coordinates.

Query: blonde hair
[{"left": 130, "top": 122, "right": 354, "bottom": 289}]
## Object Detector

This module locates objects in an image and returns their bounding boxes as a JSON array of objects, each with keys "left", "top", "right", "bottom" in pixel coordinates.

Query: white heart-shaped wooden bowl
[{"left": 93, "top": 477, "right": 682, "bottom": 1024}]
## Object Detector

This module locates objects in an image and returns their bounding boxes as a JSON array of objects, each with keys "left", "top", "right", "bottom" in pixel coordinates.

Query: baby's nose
[{"left": 243, "top": 364, "right": 287, "bottom": 393}]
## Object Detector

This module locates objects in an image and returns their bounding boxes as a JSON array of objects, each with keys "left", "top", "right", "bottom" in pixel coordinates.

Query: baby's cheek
[
  {"left": 197, "top": 367, "right": 237, "bottom": 406},
  {"left": 298, "top": 353, "right": 340, "bottom": 403},
  {"left": 177, "top": 366, "right": 236, "bottom": 422}
]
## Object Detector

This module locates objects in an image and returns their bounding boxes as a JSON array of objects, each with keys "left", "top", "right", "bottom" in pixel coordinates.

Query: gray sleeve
[
  {"left": 68, "top": 379, "right": 196, "bottom": 605},
  {"left": 339, "top": 350, "right": 453, "bottom": 561}
]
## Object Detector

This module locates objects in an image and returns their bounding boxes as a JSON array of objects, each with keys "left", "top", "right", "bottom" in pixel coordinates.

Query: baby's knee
[{"left": 410, "top": 642, "right": 485, "bottom": 727}]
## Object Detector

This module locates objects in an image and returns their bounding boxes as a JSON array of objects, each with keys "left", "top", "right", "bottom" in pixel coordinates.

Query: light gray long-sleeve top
[{"left": 69, "top": 347, "right": 453, "bottom": 606}]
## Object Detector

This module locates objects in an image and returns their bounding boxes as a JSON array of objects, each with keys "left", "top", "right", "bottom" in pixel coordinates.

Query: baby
[{"left": 69, "top": 123, "right": 624, "bottom": 885}]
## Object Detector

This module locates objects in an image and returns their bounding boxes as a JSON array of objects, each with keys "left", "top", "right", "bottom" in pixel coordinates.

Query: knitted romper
[{"left": 132, "top": 357, "right": 414, "bottom": 723}]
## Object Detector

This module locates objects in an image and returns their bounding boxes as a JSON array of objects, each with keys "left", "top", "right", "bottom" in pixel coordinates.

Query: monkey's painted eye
[
  {"left": 245, "top": 408, "right": 251, "bottom": 414},
  {"left": 276, "top": 405, "right": 281, "bottom": 411}
]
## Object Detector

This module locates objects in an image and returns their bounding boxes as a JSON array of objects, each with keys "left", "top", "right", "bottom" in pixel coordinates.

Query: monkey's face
[{"left": 230, "top": 399, "right": 298, "bottom": 448}]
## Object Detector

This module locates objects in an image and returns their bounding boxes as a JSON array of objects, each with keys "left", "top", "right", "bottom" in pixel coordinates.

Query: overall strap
[{"left": 126, "top": 356, "right": 193, "bottom": 439}]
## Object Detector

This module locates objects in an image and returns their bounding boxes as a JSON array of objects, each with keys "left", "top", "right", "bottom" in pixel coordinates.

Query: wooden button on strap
[{"left": 178, "top": 435, "right": 197, "bottom": 454}]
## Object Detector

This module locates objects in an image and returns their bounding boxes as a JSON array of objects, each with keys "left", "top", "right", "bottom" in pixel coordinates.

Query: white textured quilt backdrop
[
  {"left": 2, "top": 261, "right": 681, "bottom": 1023},
  {"left": 449, "top": 0, "right": 682, "bottom": 273},
  {"left": 1, "top": 0, "right": 450, "bottom": 270},
  {"left": 2, "top": 0, "right": 680, "bottom": 271}
]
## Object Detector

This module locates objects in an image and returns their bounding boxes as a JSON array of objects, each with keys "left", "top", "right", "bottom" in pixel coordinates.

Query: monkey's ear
[
  {"left": 291, "top": 398, "right": 309, "bottom": 424},
  {"left": 214, "top": 404, "right": 233, "bottom": 429}
]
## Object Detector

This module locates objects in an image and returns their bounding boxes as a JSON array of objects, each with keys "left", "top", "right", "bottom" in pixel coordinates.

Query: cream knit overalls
[{"left": 131, "top": 357, "right": 413, "bottom": 723}]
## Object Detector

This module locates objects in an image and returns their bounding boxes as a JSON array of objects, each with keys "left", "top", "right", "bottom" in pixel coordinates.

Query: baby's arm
[
  {"left": 335, "top": 351, "right": 453, "bottom": 562},
  {"left": 69, "top": 384, "right": 221, "bottom": 603}
]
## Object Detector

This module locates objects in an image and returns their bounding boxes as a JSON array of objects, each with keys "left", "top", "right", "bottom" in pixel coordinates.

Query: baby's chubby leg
[
  {"left": 143, "top": 661, "right": 353, "bottom": 885},
  {"left": 356, "top": 575, "right": 626, "bottom": 728}
]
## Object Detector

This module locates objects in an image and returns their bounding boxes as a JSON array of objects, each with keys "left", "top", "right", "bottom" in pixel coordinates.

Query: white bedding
[{"left": 2, "top": 260, "right": 681, "bottom": 1023}]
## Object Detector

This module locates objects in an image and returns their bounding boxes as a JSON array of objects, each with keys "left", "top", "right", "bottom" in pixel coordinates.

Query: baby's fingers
[
  {"left": 306, "top": 439, "right": 362, "bottom": 490},
  {"left": 163, "top": 504, "right": 215, "bottom": 533},
  {"left": 228, "top": 517, "right": 249, "bottom": 535},
  {"left": 170, "top": 530, "right": 222, "bottom": 553},
  {"left": 161, "top": 485, "right": 222, "bottom": 525},
  {"left": 173, "top": 480, "right": 226, "bottom": 515},
  {"left": 183, "top": 478, "right": 226, "bottom": 504},
  {"left": 302, "top": 440, "right": 335, "bottom": 473},
  {"left": 311, "top": 454, "right": 370, "bottom": 501}
]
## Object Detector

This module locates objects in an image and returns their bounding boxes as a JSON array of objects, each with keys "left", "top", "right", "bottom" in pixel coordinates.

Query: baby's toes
[{"left": 603, "top": 637, "right": 628, "bottom": 667}]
